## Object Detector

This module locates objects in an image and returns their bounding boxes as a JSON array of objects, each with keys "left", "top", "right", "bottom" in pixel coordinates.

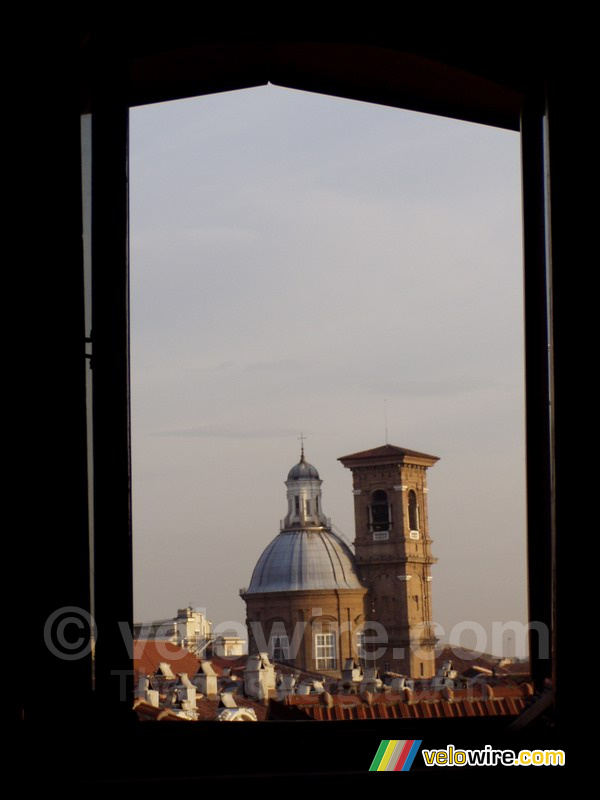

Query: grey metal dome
[
  {"left": 244, "top": 529, "right": 363, "bottom": 594},
  {"left": 287, "top": 456, "right": 320, "bottom": 481}
]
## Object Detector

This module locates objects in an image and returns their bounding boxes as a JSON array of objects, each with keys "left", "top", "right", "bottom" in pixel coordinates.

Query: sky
[{"left": 129, "top": 84, "right": 527, "bottom": 658}]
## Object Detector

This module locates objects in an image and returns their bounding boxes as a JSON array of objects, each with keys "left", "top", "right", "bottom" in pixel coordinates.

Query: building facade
[
  {"left": 242, "top": 443, "right": 439, "bottom": 679},
  {"left": 240, "top": 448, "right": 367, "bottom": 678}
]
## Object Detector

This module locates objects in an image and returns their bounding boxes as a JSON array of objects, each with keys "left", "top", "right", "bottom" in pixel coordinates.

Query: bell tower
[{"left": 338, "top": 444, "right": 439, "bottom": 678}]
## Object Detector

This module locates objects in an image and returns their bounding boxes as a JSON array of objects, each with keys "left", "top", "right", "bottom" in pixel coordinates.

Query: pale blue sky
[{"left": 130, "top": 84, "right": 527, "bottom": 657}]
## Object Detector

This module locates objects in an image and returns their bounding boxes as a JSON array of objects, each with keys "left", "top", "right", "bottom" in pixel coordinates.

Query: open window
[
  {"left": 93, "top": 41, "right": 550, "bottom": 698},
  {"left": 22, "top": 34, "right": 569, "bottom": 784}
]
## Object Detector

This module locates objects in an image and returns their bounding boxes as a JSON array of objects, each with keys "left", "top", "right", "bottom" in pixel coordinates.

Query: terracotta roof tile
[
  {"left": 133, "top": 700, "right": 191, "bottom": 722},
  {"left": 195, "top": 698, "right": 220, "bottom": 721},
  {"left": 134, "top": 640, "right": 200, "bottom": 678},
  {"left": 208, "top": 654, "right": 248, "bottom": 675},
  {"left": 434, "top": 645, "right": 531, "bottom": 678},
  {"left": 278, "top": 685, "right": 530, "bottom": 721}
]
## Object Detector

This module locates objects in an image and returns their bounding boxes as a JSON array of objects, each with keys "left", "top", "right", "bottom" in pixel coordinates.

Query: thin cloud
[
  {"left": 246, "top": 359, "right": 302, "bottom": 371},
  {"left": 153, "top": 424, "right": 303, "bottom": 439}
]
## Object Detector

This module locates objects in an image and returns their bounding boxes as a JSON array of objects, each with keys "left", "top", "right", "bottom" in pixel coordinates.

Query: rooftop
[
  {"left": 338, "top": 443, "right": 439, "bottom": 466},
  {"left": 133, "top": 640, "right": 201, "bottom": 678}
]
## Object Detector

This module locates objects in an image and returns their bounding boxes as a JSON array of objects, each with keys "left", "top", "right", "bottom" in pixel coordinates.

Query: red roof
[
  {"left": 133, "top": 640, "right": 200, "bottom": 678},
  {"left": 275, "top": 685, "right": 533, "bottom": 721},
  {"left": 434, "top": 645, "right": 531, "bottom": 678},
  {"left": 133, "top": 700, "right": 192, "bottom": 722},
  {"left": 208, "top": 654, "right": 249, "bottom": 676},
  {"left": 195, "top": 698, "right": 221, "bottom": 721},
  {"left": 338, "top": 444, "right": 439, "bottom": 464}
]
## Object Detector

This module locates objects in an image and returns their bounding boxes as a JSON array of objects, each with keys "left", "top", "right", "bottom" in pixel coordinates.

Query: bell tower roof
[{"left": 338, "top": 443, "right": 439, "bottom": 469}]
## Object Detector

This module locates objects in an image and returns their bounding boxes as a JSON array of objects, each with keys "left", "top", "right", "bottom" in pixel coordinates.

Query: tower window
[
  {"left": 408, "top": 490, "right": 419, "bottom": 532},
  {"left": 314, "top": 633, "right": 336, "bottom": 670},
  {"left": 304, "top": 498, "right": 310, "bottom": 515},
  {"left": 370, "top": 490, "right": 390, "bottom": 532},
  {"left": 294, "top": 496, "right": 300, "bottom": 515}
]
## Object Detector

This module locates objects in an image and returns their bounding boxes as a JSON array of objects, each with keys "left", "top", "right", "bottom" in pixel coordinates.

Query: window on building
[
  {"left": 356, "top": 631, "right": 368, "bottom": 666},
  {"left": 314, "top": 633, "right": 337, "bottom": 670},
  {"left": 270, "top": 634, "right": 290, "bottom": 662}
]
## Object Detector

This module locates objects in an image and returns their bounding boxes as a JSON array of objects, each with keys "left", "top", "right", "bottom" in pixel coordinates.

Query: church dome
[
  {"left": 287, "top": 456, "right": 320, "bottom": 480},
  {"left": 244, "top": 529, "right": 363, "bottom": 594}
]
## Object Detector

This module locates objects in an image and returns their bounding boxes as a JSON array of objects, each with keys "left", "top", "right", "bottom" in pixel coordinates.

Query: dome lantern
[{"left": 283, "top": 448, "right": 327, "bottom": 529}]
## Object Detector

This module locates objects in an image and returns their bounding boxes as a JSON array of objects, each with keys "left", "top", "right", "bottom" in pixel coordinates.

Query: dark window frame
[
  {"left": 19, "top": 35, "right": 569, "bottom": 782},
  {"left": 87, "top": 37, "right": 556, "bottom": 712}
]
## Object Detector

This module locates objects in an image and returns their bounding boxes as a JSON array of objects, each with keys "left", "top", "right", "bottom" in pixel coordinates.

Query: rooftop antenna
[
  {"left": 298, "top": 432, "right": 307, "bottom": 460},
  {"left": 384, "top": 400, "right": 388, "bottom": 445}
]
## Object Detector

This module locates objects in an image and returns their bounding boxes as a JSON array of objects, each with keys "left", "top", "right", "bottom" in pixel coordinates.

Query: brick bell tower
[{"left": 338, "top": 444, "right": 439, "bottom": 679}]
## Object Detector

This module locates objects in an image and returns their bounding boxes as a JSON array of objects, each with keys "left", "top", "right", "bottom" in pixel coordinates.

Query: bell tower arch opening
[
  {"left": 369, "top": 489, "right": 391, "bottom": 533},
  {"left": 408, "top": 489, "right": 419, "bottom": 534}
]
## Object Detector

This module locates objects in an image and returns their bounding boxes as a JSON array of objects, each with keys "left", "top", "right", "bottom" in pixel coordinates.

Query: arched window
[
  {"left": 408, "top": 490, "right": 419, "bottom": 532},
  {"left": 370, "top": 489, "right": 390, "bottom": 532}
]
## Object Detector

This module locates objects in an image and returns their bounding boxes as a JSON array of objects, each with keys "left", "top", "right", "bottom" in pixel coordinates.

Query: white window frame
[{"left": 314, "top": 633, "right": 337, "bottom": 670}]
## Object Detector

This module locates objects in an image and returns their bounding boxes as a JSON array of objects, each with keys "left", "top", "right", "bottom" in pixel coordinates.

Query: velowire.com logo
[
  {"left": 369, "top": 741, "right": 566, "bottom": 770},
  {"left": 369, "top": 740, "right": 422, "bottom": 771}
]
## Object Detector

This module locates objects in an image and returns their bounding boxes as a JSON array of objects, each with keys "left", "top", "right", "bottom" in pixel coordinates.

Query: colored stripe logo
[{"left": 369, "top": 740, "right": 422, "bottom": 771}]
